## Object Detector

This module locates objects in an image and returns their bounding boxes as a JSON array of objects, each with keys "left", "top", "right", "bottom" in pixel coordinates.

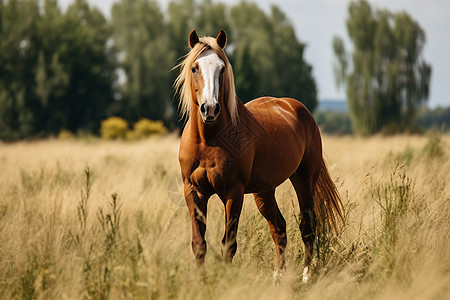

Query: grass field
[{"left": 0, "top": 133, "right": 449, "bottom": 299}]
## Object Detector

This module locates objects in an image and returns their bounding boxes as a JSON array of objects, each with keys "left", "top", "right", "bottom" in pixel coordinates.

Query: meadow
[{"left": 0, "top": 133, "right": 449, "bottom": 299}]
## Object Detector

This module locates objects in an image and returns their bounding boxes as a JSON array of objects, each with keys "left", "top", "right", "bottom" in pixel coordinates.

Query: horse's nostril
[
  {"left": 214, "top": 103, "right": 221, "bottom": 116},
  {"left": 200, "top": 103, "right": 207, "bottom": 115}
]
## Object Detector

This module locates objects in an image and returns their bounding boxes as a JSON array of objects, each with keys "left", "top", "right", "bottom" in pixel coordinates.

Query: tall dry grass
[{"left": 0, "top": 133, "right": 449, "bottom": 299}]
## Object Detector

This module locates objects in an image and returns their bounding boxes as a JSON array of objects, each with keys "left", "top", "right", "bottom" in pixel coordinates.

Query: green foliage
[
  {"left": 334, "top": 0, "right": 431, "bottom": 135},
  {"left": 0, "top": 0, "right": 116, "bottom": 140},
  {"left": 111, "top": 0, "right": 175, "bottom": 123},
  {"left": 0, "top": 0, "right": 317, "bottom": 140},
  {"left": 100, "top": 117, "right": 129, "bottom": 140}
]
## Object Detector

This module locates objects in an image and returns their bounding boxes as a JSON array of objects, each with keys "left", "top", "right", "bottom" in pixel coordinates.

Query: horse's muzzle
[{"left": 200, "top": 102, "right": 221, "bottom": 124}]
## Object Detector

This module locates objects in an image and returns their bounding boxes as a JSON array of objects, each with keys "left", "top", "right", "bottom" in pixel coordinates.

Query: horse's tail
[{"left": 313, "top": 158, "right": 344, "bottom": 233}]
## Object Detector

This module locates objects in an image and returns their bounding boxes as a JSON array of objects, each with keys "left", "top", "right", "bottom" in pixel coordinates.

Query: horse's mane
[{"left": 174, "top": 36, "right": 238, "bottom": 125}]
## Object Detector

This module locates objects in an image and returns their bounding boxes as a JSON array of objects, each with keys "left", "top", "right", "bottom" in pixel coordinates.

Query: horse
[{"left": 175, "top": 29, "right": 343, "bottom": 282}]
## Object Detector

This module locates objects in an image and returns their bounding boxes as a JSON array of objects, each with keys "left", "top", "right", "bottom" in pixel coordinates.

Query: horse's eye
[
  {"left": 191, "top": 68, "right": 197, "bottom": 74},
  {"left": 220, "top": 67, "right": 225, "bottom": 74}
]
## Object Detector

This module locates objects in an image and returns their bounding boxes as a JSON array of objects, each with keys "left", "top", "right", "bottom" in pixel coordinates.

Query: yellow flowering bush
[
  {"left": 58, "top": 129, "right": 75, "bottom": 140},
  {"left": 100, "top": 117, "right": 129, "bottom": 140},
  {"left": 127, "top": 118, "right": 168, "bottom": 140}
]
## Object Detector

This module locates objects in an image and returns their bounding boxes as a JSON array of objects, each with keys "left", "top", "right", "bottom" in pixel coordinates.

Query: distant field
[{"left": 0, "top": 134, "right": 449, "bottom": 299}]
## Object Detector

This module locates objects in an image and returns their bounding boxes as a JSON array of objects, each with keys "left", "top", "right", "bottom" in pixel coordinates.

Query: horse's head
[
  {"left": 176, "top": 29, "right": 237, "bottom": 126},
  {"left": 189, "top": 29, "right": 226, "bottom": 124}
]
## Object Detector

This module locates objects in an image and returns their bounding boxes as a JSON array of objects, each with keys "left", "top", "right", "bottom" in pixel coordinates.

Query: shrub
[
  {"left": 127, "top": 118, "right": 168, "bottom": 140},
  {"left": 100, "top": 117, "right": 129, "bottom": 140},
  {"left": 58, "top": 129, "right": 75, "bottom": 140},
  {"left": 421, "top": 132, "right": 445, "bottom": 159},
  {"left": 372, "top": 165, "right": 413, "bottom": 248}
]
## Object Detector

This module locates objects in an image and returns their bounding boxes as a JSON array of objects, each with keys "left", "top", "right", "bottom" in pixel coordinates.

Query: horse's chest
[{"left": 189, "top": 156, "right": 232, "bottom": 195}]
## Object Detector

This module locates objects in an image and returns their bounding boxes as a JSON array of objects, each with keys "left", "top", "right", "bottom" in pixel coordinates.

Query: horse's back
[
  {"left": 245, "top": 96, "right": 307, "bottom": 111},
  {"left": 245, "top": 97, "right": 315, "bottom": 128},
  {"left": 244, "top": 97, "right": 317, "bottom": 138}
]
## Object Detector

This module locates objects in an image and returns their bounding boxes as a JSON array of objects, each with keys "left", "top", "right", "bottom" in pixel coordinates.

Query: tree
[
  {"left": 232, "top": 42, "right": 260, "bottom": 103},
  {"left": 0, "top": 0, "right": 40, "bottom": 139},
  {"left": 62, "top": 0, "right": 117, "bottom": 133},
  {"left": 333, "top": 0, "right": 431, "bottom": 135},
  {"left": 229, "top": 3, "right": 317, "bottom": 111},
  {"left": 111, "top": 0, "right": 175, "bottom": 123}
]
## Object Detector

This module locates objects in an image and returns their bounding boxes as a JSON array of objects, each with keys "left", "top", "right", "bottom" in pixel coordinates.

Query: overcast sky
[{"left": 59, "top": 0, "right": 450, "bottom": 107}]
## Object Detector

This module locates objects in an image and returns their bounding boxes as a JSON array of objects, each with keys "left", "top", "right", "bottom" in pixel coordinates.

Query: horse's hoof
[
  {"left": 302, "top": 266, "right": 309, "bottom": 283},
  {"left": 273, "top": 270, "right": 283, "bottom": 286}
]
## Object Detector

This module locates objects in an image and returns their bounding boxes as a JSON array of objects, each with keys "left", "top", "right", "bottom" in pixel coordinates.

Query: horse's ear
[
  {"left": 189, "top": 30, "right": 199, "bottom": 49},
  {"left": 216, "top": 29, "right": 227, "bottom": 49}
]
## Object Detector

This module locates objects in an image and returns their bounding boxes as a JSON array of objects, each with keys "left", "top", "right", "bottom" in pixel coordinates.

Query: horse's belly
[
  {"left": 245, "top": 142, "right": 303, "bottom": 193},
  {"left": 244, "top": 178, "right": 283, "bottom": 194},
  {"left": 245, "top": 164, "right": 299, "bottom": 193}
]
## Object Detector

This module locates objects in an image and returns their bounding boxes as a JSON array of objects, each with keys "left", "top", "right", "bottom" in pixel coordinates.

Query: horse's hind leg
[
  {"left": 289, "top": 172, "right": 317, "bottom": 283},
  {"left": 253, "top": 189, "right": 287, "bottom": 275}
]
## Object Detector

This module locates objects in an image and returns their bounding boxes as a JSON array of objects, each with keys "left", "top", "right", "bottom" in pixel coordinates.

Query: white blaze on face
[{"left": 196, "top": 49, "right": 224, "bottom": 118}]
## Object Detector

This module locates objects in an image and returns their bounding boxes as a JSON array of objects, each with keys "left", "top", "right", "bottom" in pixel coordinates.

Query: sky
[{"left": 60, "top": 0, "right": 450, "bottom": 108}]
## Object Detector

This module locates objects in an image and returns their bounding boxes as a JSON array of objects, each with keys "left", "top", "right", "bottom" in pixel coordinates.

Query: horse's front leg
[
  {"left": 220, "top": 187, "right": 244, "bottom": 263},
  {"left": 184, "top": 183, "right": 209, "bottom": 267}
]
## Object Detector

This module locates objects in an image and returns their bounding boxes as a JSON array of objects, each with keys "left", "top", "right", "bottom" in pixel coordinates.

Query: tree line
[
  {"left": 0, "top": 0, "right": 317, "bottom": 140},
  {"left": 0, "top": 0, "right": 433, "bottom": 140},
  {"left": 315, "top": 106, "right": 450, "bottom": 136}
]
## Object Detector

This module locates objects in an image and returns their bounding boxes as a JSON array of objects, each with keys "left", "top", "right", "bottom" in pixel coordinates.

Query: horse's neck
[
  {"left": 190, "top": 98, "right": 243, "bottom": 144},
  {"left": 190, "top": 108, "right": 229, "bottom": 143}
]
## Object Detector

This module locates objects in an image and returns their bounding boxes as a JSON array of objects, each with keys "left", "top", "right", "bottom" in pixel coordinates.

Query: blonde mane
[{"left": 174, "top": 36, "right": 238, "bottom": 125}]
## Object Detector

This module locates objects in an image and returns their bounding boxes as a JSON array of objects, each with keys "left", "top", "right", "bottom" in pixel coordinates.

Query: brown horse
[{"left": 175, "top": 29, "right": 343, "bottom": 282}]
